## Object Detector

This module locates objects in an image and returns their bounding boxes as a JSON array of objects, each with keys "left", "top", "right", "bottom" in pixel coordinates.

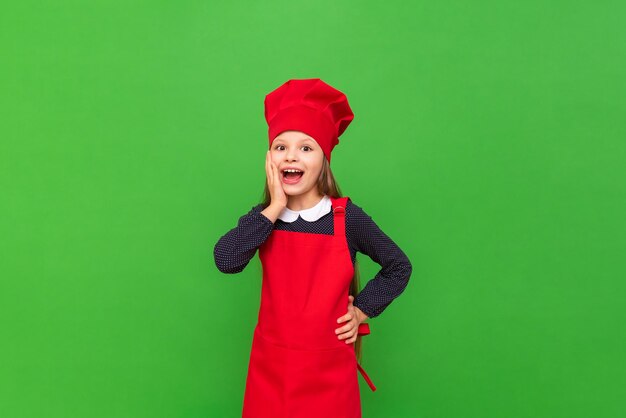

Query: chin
[{"left": 283, "top": 185, "right": 314, "bottom": 196}]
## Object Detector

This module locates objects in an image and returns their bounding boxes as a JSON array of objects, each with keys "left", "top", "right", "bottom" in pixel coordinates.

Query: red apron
[{"left": 242, "top": 196, "right": 376, "bottom": 418}]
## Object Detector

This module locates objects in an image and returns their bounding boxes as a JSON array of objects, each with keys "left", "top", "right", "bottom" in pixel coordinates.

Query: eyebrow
[{"left": 274, "top": 138, "right": 315, "bottom": 144}]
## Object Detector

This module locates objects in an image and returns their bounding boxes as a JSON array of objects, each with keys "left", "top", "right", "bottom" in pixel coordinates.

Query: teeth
[{"left": 284, "top": 169, "right": 303, "bottom": 173}]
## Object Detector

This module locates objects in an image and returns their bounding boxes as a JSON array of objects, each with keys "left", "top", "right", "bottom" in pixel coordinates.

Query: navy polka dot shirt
[{"left": 213, "top": 197, "right": 412, "bottom": 318}]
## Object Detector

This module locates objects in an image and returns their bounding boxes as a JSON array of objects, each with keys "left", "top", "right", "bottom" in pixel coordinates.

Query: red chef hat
[{"left": 264, "top": 78, "right": 354, "bottom": 164}]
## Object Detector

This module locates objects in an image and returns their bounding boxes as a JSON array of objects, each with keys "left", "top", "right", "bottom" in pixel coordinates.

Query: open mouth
[{"left": 282, "top": 169, "right": 304, "bottom": 184}]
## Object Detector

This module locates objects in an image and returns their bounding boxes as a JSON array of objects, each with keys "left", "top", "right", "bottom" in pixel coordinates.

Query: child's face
[{"left": 270, "top": 130, "right": 325, "bottom": 197}]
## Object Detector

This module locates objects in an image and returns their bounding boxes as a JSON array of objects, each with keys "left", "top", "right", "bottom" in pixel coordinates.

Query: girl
[{"left": 213, "top": 78, "right": 412, "bottom": 418}]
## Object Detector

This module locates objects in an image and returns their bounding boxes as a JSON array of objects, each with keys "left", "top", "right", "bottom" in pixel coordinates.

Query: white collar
[{"left": 277, "top": 195, "right": 332, "bottom": 223}]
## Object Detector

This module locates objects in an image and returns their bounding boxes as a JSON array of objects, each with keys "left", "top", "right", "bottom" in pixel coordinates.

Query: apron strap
[
  {"left": 332, "top": 196, "right": 377, "bottom": 391},
  {"left": 331, "top": 196, "right": 348, "bottom": 238},
  {"left": 356, "top": 323, "right": 377, "bottom": 391}
]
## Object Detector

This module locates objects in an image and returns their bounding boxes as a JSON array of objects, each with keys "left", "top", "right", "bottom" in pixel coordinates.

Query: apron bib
[{"left": 242, "top": 196, "right": 376, "bottom": 418}]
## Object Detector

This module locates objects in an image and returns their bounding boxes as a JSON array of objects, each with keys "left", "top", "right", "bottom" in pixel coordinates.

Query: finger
[
  {"left": 335, "top": 321, "right": 354, "bottom": 335},
  {"left": 337, "top": 313, "right": 353, "bottom": 324},
  {"left": 270, "top": 161, "right": 276, "bottom": 183},
  {"left": 268, "top": 158, "right": 275, "bottom": 180},
  {"left": 337, "top": 326, "right": 357, "bottom": 340},
  {"left": 272, "top": 160, "right": 279, "bottom": 183},
  {"left": 269, "top": 157, "right": 275, "bottom": 188},
  {"left": 274, "top": 163, "right": 284, "bottom": 199},
  {"left": 265, "top": 152, "right": 271, "bottom": 185},
  {"left": 346, "top": 333, "right": 357, "bottom": 344}
]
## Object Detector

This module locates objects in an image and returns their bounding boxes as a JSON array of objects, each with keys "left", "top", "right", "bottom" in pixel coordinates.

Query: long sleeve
[
  {"left": 347, "top": 199, "right": 413, "bottom": 318},
  {"left": 213, "top": 204, "right": 274, "bottom": 273}
]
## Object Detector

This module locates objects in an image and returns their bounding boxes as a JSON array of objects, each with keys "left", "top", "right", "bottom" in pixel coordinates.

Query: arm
[
  {"left": 213, "top": 204, "right": 275, "bottom": 273},
  {"left": 346, "top": 199, "right": 413, "bottom": 318}
]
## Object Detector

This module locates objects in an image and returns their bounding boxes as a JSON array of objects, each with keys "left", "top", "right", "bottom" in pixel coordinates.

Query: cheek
[
  {"left": 269, "top": 154, "right": 281, "bottom": 167},
  {"left": 307, "top": 162, "right": 323, "bottom": 179}
]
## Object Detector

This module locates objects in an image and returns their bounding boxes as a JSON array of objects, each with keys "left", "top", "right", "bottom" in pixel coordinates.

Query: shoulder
[
  {"left": 344, "top": 197, "right": 372, "bottom": 221},
  {"left": 342, "top": 197, "right": 383, "bottom": 253},
  {"left": 342, "top": 197, "right": 380, "bottom": 237}
]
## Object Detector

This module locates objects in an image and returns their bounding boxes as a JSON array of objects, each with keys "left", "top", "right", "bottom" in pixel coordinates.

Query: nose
[{"left": 285, "top": 147, "right": 298, "bottom": 161}]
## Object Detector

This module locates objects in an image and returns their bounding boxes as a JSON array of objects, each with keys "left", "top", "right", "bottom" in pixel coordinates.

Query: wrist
[
  {"left": 355, "top": 306, "right": 369, "bottom": 323},
  {"left": 270, "top": 201, "right": 286, "bottom": 212},
  {"left": 261, "top": 204, "right": 284, "bottom": 223}
]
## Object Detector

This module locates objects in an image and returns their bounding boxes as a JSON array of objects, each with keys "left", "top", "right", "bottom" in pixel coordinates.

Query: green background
[{"left": 1, "top": 1, "right": 625, "bottom": 417}]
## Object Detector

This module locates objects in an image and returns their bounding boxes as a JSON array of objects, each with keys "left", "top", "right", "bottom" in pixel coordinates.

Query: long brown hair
[{"left": 259, "top": 156, "right": 366, "bottom": 364}]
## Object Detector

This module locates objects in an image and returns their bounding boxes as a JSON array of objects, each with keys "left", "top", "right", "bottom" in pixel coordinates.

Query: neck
[{"left": 286, "top": 190, "right": 325, "bottom": 211}]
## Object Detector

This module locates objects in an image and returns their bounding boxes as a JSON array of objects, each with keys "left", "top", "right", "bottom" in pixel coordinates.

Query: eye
[
  {"left": 303, "top": 146, "right": 312, "bottom": 151},
  {"left": 275, "top": 145, "right": 285, "bottom": 150}
]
